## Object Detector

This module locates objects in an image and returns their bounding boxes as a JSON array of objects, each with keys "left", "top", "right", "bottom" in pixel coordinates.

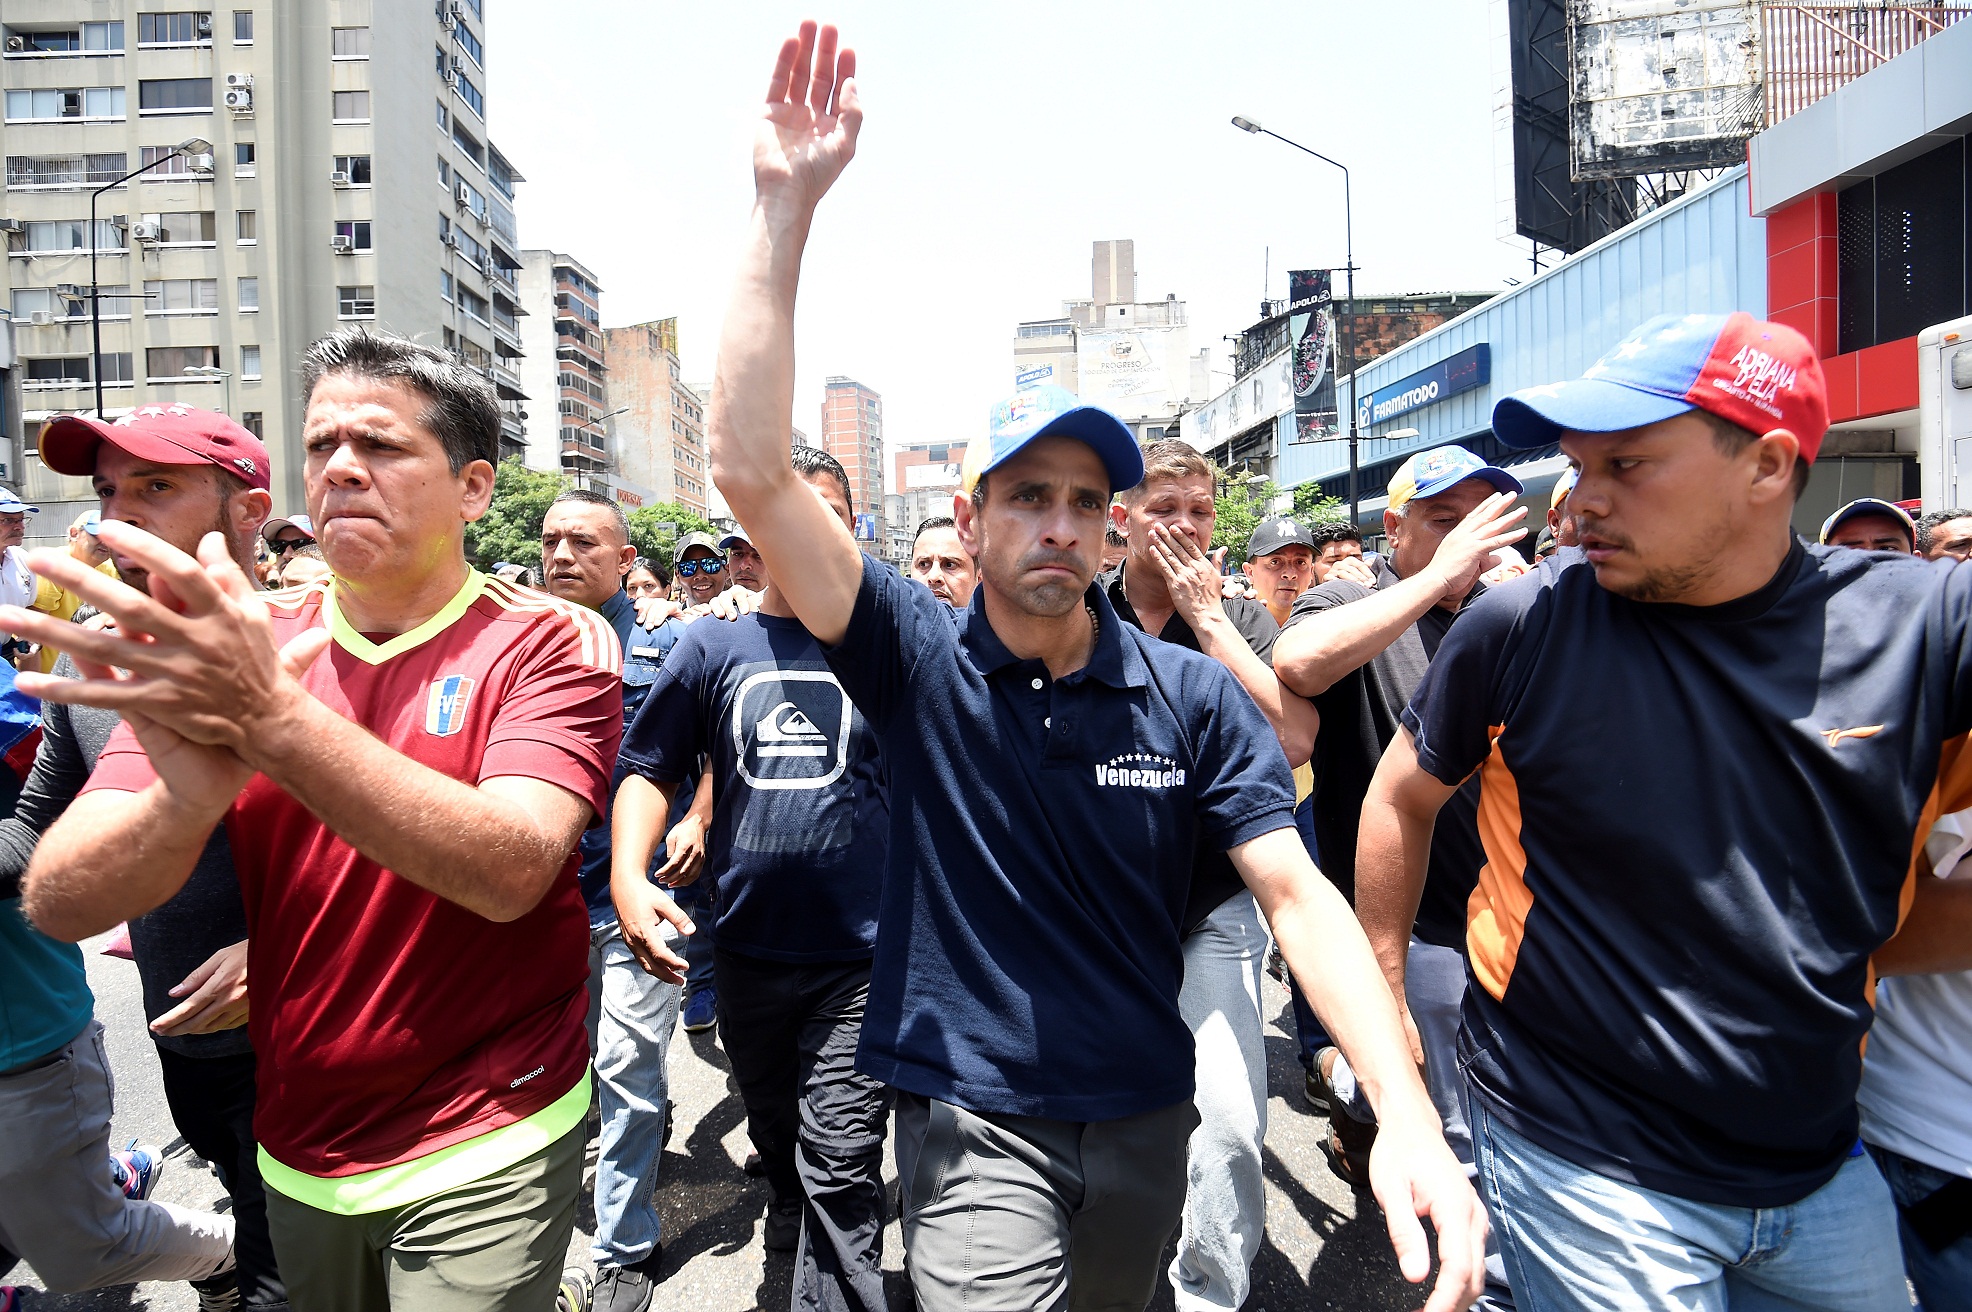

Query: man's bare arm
[
  {"left": 24, "top": 784, "right": 226, "bottom": 941},
  {"left": 610, "top": 772, "right": 693, "bottom": 983},
  {"left": 1230, "top": 826, "right": 1486, "bottom": 1311},
  {"left": 1876, "top": 876, "right": 1972, "bottom": 975},
  {"left": 1356, "top": 728, "right": 1461, "bottom": 1013},
  {"left": 708, "top": 23, "right": 865, "bottom": 647}
]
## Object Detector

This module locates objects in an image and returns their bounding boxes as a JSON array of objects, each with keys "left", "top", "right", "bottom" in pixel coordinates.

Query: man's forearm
[
  {"left": 22, "top": 783, "right": 222, "bottom": 941},
  {"left": 247, "top": 693, "right": 583, "bottom": 922},
  {"left": 1356, "top": 790, "right": 1435, "bottom": 1003},
  {"left": 1274, "top": 572, "right": 1446, "bottom": 697},
  {"left": 611, "top": 773, "right": 674, "bottom": 895},
  {"left": 707, "top": 204, "right": 807, "bottom": 520},
  {"left": 1194, "top": 616, "right": 1317, "bottom": 768},
  {"left": 1876, "top": 878, "right": 1972, "bottom": 975}
]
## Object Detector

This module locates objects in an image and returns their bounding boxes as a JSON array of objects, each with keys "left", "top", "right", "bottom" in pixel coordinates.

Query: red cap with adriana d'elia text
[
  {"left": 1491, "top": 312, "right": 1831, "bottom": 463},
  {"left": 39, "top": 403, "right": 271, "bottom": 492}
]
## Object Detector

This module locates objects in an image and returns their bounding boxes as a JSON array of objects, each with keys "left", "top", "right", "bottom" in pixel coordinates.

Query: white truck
[{"left": 1920, "top": 313, "right": 1972, "bottom": 512}]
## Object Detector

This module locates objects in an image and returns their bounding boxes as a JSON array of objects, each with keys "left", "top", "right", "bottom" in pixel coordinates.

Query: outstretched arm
[{"left": 708, "top": 22, "right": 866, "bottom": 646}]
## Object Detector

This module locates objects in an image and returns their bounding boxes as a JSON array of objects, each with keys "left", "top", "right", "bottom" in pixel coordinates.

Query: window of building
[
  {"left": 454, "top": 70, "right": 483, "bottom": 120},
  {"left": 235, "top": 142, "right": 255, "bottom": 177},
  {"left": 240, "top": 344, "right": 261, "bottom": 379},
  {"left": 338, "top": 285, "right": 375, "bottom": 319},
  {"left": 437, "top": 155, "right": 451, "bottom": 189},
  {"left": 237, "top": 276, "right": 258, "bottom": 311},
  {"left": 457, "top": 288, "right": 488, "bottom": 324},
  {"left": 146, "top": 345, "right": 219, "bottom": 380},
  {"left": 330, "top": 154, "right": 370, "bottom": 186},
  {"left": 144, "top": 278, "right": 219, "bottom": 314},
  {"left": 24, "top": 357, "right": 93, "bottom": 387},
  {"left": 240, "top": 410, "right": 263, "bottom": 438},
  {"left": 138, "top": 13, "right": 213, "bottom": 46},
  {"left": 11, "top": 23, "right": 126, "bottom": 53},
  {"left": 1837, "top": 134, "right": 1969, "bottom": 355},
  {"left": 435, "top": 99, "right": 448, "bottom": 130},
  {"left": 440, "top": 269, "right": 454, "bottom": 303},
  {"left": 455, "top": 229, "right": 487, "bottom": 270},
  {"left": 332, "top": 90, "right": 369, "bottom": 123},
  {"left": 455, "top": 23, "right": 484, "bottom": 68},
  {"left": 139, "top": 144, "right": 201, "bottom": 178},
  {"left": 450, "top": 122, "right": 485, "bottom": 169},
  {"left": 234, "top": 210, "right": 255, "bottom": 243},
  {"left": 138, "top": 78, "right": 213, "bottom": 113},
  {"left": 99, "top": 352, "right": 135, "bottom": 384},
  {"left": 23, "top": 218, "right": 121, "bottom": 251},
  {"left": 5, "top": 87, "right": 125, "bottom": 121},
  {"left": 455, "top": 177, "right": 486, "bottom": 222},
  {"left": 233, "top": 11, "right": 253, "bottom": 43},
  {"left": 462, "top": 0, "right": 484, "bottom": 18},
  {"left": 334, "top": 220, "right": 372, "bottom": 251},
  {"left": 151, "top": 210, "right": 216, "bottom": 244},
  {"left": 5, "top": 153, "right": 128, "bottom": 188},
  {"left": 331, "top": 26, "right": 370, "bottom": 59},
  {"left": 438, "top": 213, "right": 452, "bottom": 246}
]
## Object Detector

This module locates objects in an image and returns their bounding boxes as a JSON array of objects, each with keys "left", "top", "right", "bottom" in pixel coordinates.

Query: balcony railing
[{"left": 1763, "top": 3, "right": 1972, "bottom": 126}]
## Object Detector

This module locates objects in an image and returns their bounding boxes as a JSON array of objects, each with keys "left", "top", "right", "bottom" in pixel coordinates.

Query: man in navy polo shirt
[
  {"left": 701, "top": 23, "right": 1484, "bottom": 1312},
  {"left": 1356, "top": 312, "right": 1972, "bottom": 1309}
]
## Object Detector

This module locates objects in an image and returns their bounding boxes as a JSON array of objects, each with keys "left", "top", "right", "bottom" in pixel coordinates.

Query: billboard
[
  {"left": 1289, "top": 270, "right": 1338, "bottom": 445},
  {"left": 1354, "top": 344, "right": 1492, "bottom": 430},
  {"left": 1567, "top": 0, "right": 1761, "bottom": 180},
  {"left": 1508, "top": 0, "right": 1638, "bottom": 253},
  {"left": 1077, "top": 328, "right": 1174, "bottom": 417},
  {"left": 903, "top": 462, "right": 963, "bottom": 490},
  {"left": 1180, "top": 352, "right": 1293, "bottom": 451},
  {"left": 1015, "top": 364, "right": 1054, "bottom": 389}
]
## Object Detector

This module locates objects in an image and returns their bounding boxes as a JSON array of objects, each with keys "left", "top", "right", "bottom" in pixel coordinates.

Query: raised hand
[
  {"left": 755, "top": 21, "right": 862, "bottom": 216},
  {"left": 1423, "top": 493, "right": 1528, "bottom": 606}
]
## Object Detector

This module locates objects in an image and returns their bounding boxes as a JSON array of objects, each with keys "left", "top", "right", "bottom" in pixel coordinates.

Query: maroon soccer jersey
[{"left": 86, "top": 573, "right": 623, "bottom": 1176}]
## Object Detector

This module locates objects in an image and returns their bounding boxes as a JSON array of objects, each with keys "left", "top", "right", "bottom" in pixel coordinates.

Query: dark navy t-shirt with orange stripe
[{"left": 1403, "top": 540, "right": 1972, "bottom": 1207}]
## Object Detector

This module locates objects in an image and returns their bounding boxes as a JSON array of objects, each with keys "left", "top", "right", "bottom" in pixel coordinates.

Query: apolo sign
[{"left": 1355, "top": 344, "right": 1490, "bottom": 430}]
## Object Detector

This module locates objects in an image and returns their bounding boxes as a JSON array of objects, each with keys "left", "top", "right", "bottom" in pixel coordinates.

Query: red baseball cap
[
  {"left": 39, "top": 403, "right": 271, "bottom": 491},
  {"left": 1493, "top": 312, "right": 1831, "bottom": 463}
]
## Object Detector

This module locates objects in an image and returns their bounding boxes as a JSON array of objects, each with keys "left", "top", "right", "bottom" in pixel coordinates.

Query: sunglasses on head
[{"left": 676, "top": 557, "right": 724, "bottom": 577}]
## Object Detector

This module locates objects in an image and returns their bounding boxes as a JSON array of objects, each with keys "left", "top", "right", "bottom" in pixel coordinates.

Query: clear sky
[{"left": 486, "top": 1, "right": 1521, "bottom": 458}]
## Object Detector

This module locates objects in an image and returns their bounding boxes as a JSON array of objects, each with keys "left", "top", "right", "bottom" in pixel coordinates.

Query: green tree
[
  {"left": 464, "top": 459, "right": 567, "bottom": 570},
  {"left": 625, "top": 502, "right": 717, "bottom": 568},
  {"left": 1212, "top": 471, "right": 1279, "bottom": 558},
  {"left": 1291, "top": 484, "right": 1347, "bottom": 527}
]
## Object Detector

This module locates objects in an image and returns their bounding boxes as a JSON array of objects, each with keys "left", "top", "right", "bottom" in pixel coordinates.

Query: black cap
[{"left": 1246, "top": 515, "right": 1317, "bottom": 561}]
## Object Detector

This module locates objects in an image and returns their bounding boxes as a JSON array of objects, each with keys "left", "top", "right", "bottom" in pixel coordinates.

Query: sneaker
[
  {"left": 592, "top": 1265, "right": 652, "bottom": 1312},
  {"left": 1303, "top": 1070, "right": 1333, "bottom": 1115},
  {"left": 110, "top": 1139, "right": 165, "bottom": 1201},
  {"left": 681, "top": 987, "right": 717, "bottom": 1034},
  {"left": 1321, "top": 1112, "right": 1379, "bottom": 1189},
  {"left": 556, "top": 1267, "right": 595, "bottom": 1312},
  {"left": 762, "top": 1197, "right": 802, "bottom": 1252},
  {"left": 188, "top": 1271, "right": 242, "bottom": 1312}
]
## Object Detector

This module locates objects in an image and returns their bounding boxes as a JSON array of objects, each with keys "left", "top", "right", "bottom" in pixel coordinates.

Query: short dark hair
[
  {"left": 299, "top": 327, "right": 501, "bottom": 475},
  {"left": 1307, "top": 520, "right": 1363, "bottom": 549},
  {"left": 1698, "top": 410, "right": 1812, "bottom": 500},
  {"left": 914, "top": 515, "right": 955, "bottom": 540},
  {"left": 1916, "top": 509, "right": 1972, "bottom": 554},
  {"left": 549, "top": 487, "right": 630, "bottom": 543},
  {"left": 629, "top": 554, "right": 671, "bottom": 587},
  {"left": 791, "top": 446, "right": 851, "bottom": 506}
]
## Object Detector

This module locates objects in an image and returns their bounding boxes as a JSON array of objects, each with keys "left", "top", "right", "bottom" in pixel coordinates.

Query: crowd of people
[{"left": 3, "top": 20, "right": 1972, "bottom": 1312}]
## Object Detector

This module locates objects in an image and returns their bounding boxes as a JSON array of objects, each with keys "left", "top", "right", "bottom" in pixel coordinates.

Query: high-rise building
[
  {"left": 821, "top": 375, "right": 882, "bottom": 553},
  {"left": 603, "top": 318, "right": 707, "bottom": 515},
  {"left": 1092, "top": 238, "right": 1135, "bottom": 308},
  {"left": 890, "top": 439, "right": 966, "bottom": 545},
  {"left": 1, "top": 0, "right": 528, "bottom": 528},
  {"left": 518, "top": 250, "right": 608, "bottom": 489}
]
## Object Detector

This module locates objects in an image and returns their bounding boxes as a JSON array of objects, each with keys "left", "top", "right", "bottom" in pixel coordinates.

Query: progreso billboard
[{"left": 1354, "top": 344, "right": 1491, "bottom": 430}]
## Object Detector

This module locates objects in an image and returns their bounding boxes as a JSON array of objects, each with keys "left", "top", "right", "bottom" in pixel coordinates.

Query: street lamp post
[
  {"left": 91, "top": 137, "right": 213, "bottom": 417},
  {"left": 184, "top": 364, "right": 232, "bottom": 418},
  {"left": 1231, "top": 116, "right": 1362, "bottom": 524}
]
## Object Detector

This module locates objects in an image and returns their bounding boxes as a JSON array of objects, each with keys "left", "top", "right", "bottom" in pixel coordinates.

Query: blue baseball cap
[
  {"left": 1491, "top": 312, "right": 1830, "bottom": 459},
  {"left": 962, "top": 385, "right": 1142, "bottom": 496},
  {"left": 1386, "top": 445, "right": 1522, "bottom": 512},
  {"left": 717, "top": 529, "right": 751, "bottom": 550},
  {"left": 0, "top": 490, "right": 39, "bottom": 516}
]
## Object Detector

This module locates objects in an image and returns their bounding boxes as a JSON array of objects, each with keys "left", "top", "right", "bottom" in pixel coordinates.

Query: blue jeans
[
  {"left": 674, "top": 880, "right": 716, "bottom": 998},
  {"left": 1474, "top": 1099, "right": 1907, "bottom": 1311},
  {"left": 1867, "top": 1142, "right": 1972, "bottom": 1312},
  {"left": 586, "top": 919, "right": 681, "bottom": 1268}
]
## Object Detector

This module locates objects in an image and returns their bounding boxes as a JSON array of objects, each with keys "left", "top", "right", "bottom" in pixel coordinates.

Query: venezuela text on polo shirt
[{"left": 84, "top": 569, "right": 623, "bottom": 1179}]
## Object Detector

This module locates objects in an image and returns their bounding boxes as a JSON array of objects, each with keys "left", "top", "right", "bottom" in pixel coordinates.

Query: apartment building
[
  {"left": 518, "top": 249, "right": 608, "bottom": 488},
  {"left": 603, "top": 317, "right": 707, "bottom": 515},
  {"left": 821, "top": 375, "right": 882, "bottom": 553},
  {"left": 1, "top": 0, "right": 528, "bottom": 527}
]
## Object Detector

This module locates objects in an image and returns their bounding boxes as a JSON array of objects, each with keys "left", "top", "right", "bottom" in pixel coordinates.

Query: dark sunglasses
[
  {"left": 274, "top": 537, "right": 315, "bottom": 554},
  {"left": 676, "top": 558, "right": 724, "bottom": 577}
]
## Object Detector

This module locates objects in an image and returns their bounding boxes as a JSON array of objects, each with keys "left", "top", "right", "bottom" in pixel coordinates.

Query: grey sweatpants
[
  {"left": 0, "top": 1019, "right": 235, "bottom": 1292},
  {"left": 895, "top": 1092, "right": 1198, "bottom": 1312}
]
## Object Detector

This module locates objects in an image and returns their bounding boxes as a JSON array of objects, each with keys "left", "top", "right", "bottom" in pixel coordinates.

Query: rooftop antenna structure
[{"left": 1261, "top": 246, "right": 1270, "bottom": 319}]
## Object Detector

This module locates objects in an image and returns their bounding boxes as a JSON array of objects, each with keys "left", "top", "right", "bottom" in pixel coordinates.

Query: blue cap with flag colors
[
  {"left": 1386, "top": 445, "right": 1523, "bottom": 512},
  {"left": 0, "top": 490, "right": 39, "bottom": 516},
  {"left": 962, "top": 385, "right": 1142, "bottom": 496},
  {"left": 1491, "top": 312, "right": 1830, "bottom": 460}
]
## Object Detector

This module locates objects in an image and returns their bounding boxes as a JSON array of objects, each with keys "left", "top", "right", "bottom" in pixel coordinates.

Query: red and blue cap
[
  {"left": 962, "top": 385, "right": 1142, "bottom": 496},
  {"left": 1492, "top": 312, "right": 1830, "bottom": 463}
]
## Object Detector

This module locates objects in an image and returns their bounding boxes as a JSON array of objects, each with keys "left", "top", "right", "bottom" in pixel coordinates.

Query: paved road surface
[{"left": 11, "top": 934, "right": 1433, "bottom": 1311}]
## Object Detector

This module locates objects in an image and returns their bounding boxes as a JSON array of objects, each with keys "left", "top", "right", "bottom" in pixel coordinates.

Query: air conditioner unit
[
  {"left": 225, "top": 72, "right": 254, "bottom": 89},
  {"left": 330, "top": 170, "right": 351, "bottom": 188},
  {"left": 0, "top": 219, "right": 21, "bottom": 234},
  {"left": 450, "top": 55, "right": 464, "bottom": 73},
  {"left": 54, "top": 283, "right": 79, "bottom": 297},
  {"left": 27, "top": 311, "right": 54, "bottom": 327},
  {"left": 443, "top": 69, "right": 457, "bottom": 89},
  {"left": 441, "top": 233, "right": 457, "bottom": 249},
  {"left": 130, "top": 221, "right": 161, "bottom": 242},
  {"left": 196, "top": 13, "right": 212, "bottom": 37},
  {"left": 330, "top": 234, "right": 354, "bottom": 253},
  {"left": 5, "top": 36, "right": 26, "bottom": 52},
  {"left": 224, "top": 87, "right": 253, "bottom": 112},
  {"left": 453, "top": 181, "right": 470, "bottom": 207},
  {"left": 187, "top": 152, "right": 215, "bottom": 174}
]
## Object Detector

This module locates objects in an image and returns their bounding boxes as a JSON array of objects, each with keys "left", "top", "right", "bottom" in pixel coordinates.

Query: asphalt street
[{"left": 11, "top": 933, "right": 1433, "bottom": 1311}]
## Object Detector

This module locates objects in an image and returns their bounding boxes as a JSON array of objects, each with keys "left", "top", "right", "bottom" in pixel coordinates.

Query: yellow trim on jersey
[
  {"left": 257, "top": 1070, "right": 590, "bottom": 1215},
  {"left": 323, "top": 568, "right": 485, "bottom": 666}
]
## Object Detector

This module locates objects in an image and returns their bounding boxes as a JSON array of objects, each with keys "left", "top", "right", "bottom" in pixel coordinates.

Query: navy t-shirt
[
  {"left": 578, "top": 593, "right": 688, "bottom": 918},
  {"left": 619, "top": 611, "right": 885, "bottom": 964},
  {"left": 1404, "top": 541, "right": 1972, "bottom": 1206},
  {"left": 828, "top": 556, "right": 1297, "bottom": 1121}
]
